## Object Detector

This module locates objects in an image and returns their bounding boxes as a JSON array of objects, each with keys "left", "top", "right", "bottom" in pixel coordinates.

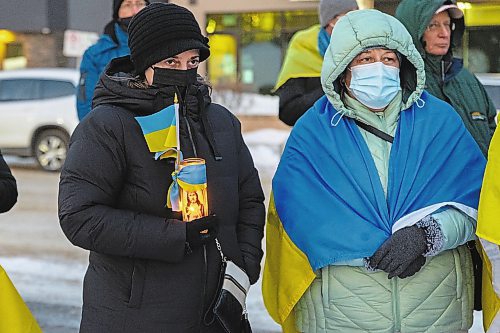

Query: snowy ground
[{"left": 0, "top": 130, "right": 487, "bottom": 332}]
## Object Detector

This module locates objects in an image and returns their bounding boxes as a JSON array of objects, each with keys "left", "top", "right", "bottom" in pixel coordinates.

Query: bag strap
[
  {"left": 215, "top": 238, "right": 227, "bottom": 263},
  {"left": 203, "top": 238, "right": 226, "bottom": 326},
  {"left": 354, "top": 119, "right": 394, "bottom": 143}
]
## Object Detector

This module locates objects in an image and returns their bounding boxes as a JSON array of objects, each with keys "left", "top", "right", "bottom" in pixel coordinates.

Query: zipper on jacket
[
  {"left": 392, "top": 277, "right": 401, "bottom": 331},
  {"left": 441, "top": 61, "right": 445, "bottom": 84}
]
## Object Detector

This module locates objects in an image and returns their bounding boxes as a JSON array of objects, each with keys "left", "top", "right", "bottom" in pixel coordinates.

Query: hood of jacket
[
  {"left": 93, "top": 55, "right": 211, "bottom": 118},
  {"left": 395, "top": 0, "right": 465, "bottom": 61},
  {"left": 321, "top": 9, "right": 426, "bottom": 117}
]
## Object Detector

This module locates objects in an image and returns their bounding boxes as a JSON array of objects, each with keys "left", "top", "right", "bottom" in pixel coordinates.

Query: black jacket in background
[
  {"left": 58, "top": 56, "right": 265, "bottom": 333},
  {"left": 275, "top": 77, "right": 324, "bottom": 126},
  {"left": 0, "top": 150, "right": 17, "bottom": 213}
]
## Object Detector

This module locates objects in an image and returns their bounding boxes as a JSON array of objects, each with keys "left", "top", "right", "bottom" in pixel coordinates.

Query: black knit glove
[
  {"left": 185, "top": 214, "right": 218, "bottom": 252},
  {"left": 369, "top": 225, "right": 427, "bottom": 279},
  {"left": 397, "top": 255, "right": 426, "bottom": 279}
]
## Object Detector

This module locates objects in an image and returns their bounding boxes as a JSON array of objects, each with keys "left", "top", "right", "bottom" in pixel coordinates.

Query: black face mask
[
  {"left": 151, "top": 67, "right": 198, "bottom": 88},
  {"left": 118, "top": 17, "right": 133, "bottom": 31}
]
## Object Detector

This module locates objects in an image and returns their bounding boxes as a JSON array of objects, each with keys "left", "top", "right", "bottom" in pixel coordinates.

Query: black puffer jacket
[
  {"left": 275, "top": 77, "right": 323, "bottom": 126},
  {"left": 58, "top": 56, "right": 265, "bottom": 333},
  {"left": 0, "top": 150, "right": 17, "bottom": 213}
]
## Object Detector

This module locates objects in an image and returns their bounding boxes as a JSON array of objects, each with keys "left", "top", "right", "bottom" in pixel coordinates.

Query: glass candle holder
[{"left": 179, "top": 158, "right": 209, "bottom": 222}]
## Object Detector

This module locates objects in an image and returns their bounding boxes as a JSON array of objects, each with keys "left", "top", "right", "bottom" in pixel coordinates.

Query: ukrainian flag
[
  {"left": 263, "top": 94, "right": 485, "bottom": 332},
  {"left": 477, "top": 129, "right": 500, "bottom": 333},
  {"left": 274, "top": 25, "right": 323, "bottom": 92},
  {"left": 0, "top": 265, "right": 42, "bottom": 333},
  {"left": 135, "top": 103, "right": 179, "bottom": 160}
]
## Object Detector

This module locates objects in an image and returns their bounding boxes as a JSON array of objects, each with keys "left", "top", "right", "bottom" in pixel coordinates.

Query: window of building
[
  {"left": 460, "top": 3, "right": 500, "bottom": 73},
  {"left": 207, "top": 10, "right": 317, "bottom": 94}
]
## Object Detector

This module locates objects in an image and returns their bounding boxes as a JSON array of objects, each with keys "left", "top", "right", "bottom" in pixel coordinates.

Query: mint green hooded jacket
[
  {"left": 395, "top": 0, "right": 496, "bottom": 157},
  {"left": 293, "top": 9, "right": 474, "bottom": 333}
]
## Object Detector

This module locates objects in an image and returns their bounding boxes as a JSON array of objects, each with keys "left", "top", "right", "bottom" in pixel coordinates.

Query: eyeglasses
[
  {"left": 120, "top": 1, "right": 147, "bottom": 10},
  {"left": 426, "top": 21, "right": 456, "bottom": 32}
]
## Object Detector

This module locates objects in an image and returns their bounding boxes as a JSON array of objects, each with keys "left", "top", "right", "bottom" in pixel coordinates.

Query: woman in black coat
[
  {"left": 0, "top": 150, "right": 17, "bottom": 213},
  {"left": 58, "top": 3, "right": 265, "bottom": 332}
]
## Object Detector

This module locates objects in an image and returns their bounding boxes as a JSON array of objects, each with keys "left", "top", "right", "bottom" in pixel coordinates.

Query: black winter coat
[
  {"left": 0, "top": 150, "right": 17, "bottom": 213},
  {"left": 58, "top": 57, "right": 265, "bottom": 333},
  {"left": 275, "top": 77, "right": 323, "bottom": 126}
]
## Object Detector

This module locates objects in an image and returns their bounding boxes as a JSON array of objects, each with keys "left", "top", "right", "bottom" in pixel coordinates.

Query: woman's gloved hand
[
  {"left": 369, "top": 225, "right": 427, "bottom": 279},
  {"left": 397, "top": 255, "right": 426, "bottom": 279},
  {"left": 185, "top": 214, "right": 218, "bottom": 252}
]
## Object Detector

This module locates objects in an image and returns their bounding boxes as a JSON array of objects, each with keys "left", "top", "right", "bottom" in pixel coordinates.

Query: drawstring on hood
[
  {"left": 330, "top": 110, "right": 345, "bottom": 127},
  {"left": 196, "top": 91, "right": 222, "bottom": 160},
  {"left": 415, "top": 97, "right": 426, "bottom": 108}
]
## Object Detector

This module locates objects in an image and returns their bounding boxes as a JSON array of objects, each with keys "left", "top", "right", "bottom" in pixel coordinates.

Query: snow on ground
[
  {"left": 212, "top": 91, "right": 279, "bottom": 116},
  {"left": 243, "top": 128, "right": 290, "bottom": 181}
]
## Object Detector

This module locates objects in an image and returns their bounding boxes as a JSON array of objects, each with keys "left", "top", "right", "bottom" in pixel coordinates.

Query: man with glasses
[
  {"left": 395, "top": 0, "right": 497, "bottom": 322},
  {"left": 77, "top": 0, "right": 149, "bottom": 120},
  {"left": 396, "top": 0, "right": 496, "bottom": 158}
]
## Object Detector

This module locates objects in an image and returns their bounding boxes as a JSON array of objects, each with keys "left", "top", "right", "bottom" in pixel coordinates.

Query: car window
[
  {"left": 0, "top": 79, "right": 41, "bottom": 101},
  {"left": 41, "top": 79, "right": 75, "bottom": 99},
  {"left": 484, "top": 85, "right": 500, "bottom": 111}
]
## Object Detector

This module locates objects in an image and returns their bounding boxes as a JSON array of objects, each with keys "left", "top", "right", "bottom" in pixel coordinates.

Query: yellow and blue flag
[
  {"left": 263, "top": 93, "right": 486, "bottom": 332},
  {"left": 135, "top": 102, "right": 179, "bottom": 160},
  {"left": 274, "top": 25, "right": 323, "bottom": 91},
  {"left": 0, "top": 265, "right": 42, "bottom": 333},
  {"left": 477, "top": 129, "right": 500, "bottom": 333}
]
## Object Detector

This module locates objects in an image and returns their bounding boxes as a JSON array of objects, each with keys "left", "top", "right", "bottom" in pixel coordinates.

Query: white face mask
[{"left": 348, "top": 62, "right": 401, "bottom": 109}]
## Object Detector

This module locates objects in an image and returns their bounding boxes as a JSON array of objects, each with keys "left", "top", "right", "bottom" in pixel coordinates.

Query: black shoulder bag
[{"left": 204, "top": 239, "right": 252, "bottom": 333}]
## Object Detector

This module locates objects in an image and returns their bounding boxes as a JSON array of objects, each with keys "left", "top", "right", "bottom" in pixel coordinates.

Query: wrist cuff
[{"left": 416, "top": 216, "right": 444, "bottom": 257}]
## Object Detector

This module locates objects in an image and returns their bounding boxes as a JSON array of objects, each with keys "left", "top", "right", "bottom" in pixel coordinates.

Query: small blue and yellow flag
[{"left": 135, "top": 101, "right": 179, "bottom": 160}]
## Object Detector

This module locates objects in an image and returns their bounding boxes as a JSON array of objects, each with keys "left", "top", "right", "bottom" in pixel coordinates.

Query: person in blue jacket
[{"left": 76, "top": 0, "right": 149, "bottom": 120}]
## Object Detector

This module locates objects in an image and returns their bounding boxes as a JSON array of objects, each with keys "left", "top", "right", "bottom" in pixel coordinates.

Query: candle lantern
[{"left": 178, "top": 158, "right": 209, "bottom": 222}]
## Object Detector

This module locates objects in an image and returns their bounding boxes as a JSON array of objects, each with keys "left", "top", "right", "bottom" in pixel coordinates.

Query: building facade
[{"left": 0, "top": 0, "right": 499, "bottom": 92}]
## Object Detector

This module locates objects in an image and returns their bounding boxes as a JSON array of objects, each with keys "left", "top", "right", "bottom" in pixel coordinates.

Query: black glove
[
  {"left": 369, "top": 225, "right": 427, "bottom": 279},
  {"left": 185, "top": 214, "right": 218, "bottom": 251},
  {"left": 397, "top": 255, "right": 426, "bottom": 279}
]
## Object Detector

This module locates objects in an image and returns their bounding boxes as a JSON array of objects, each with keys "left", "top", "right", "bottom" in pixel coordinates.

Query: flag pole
[{"left": 174, "top": 93, "right": 181, "bottom": 167}]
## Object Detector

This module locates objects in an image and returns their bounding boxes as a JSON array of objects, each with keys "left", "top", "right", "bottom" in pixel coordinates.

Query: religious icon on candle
[
  {"left": 184, "top": 190, "right": 206, "bottom": 221},
  {"left": 179, "top": 158, "right": 209, "bottom": 222}
]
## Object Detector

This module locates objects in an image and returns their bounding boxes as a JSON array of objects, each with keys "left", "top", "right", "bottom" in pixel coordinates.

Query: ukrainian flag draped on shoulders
[
  {"left": 477, "top": 129, "right": 500, "bottom": 333},
  {"left": 263, "top": 92, "right": 486, "bottom": 332},
  {"left": 0, "top": 265, "right": 42, "bottom": 333},
  {"left": 273, "top": 25, "right": 323, "bottom": 91}
]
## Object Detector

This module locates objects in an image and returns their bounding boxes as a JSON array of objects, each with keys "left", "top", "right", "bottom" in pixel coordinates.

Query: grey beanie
[{"left": 319, "top": 0, "right": 359, "bottom": 27}]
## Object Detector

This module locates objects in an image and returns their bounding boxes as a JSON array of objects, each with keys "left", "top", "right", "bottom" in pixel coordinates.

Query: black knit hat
[
  {"left": 128, "top": 2, "right": 210, "bottom": 74},
  {"left": 113, "top": 0, "right": 150, "bottom": 20}
]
